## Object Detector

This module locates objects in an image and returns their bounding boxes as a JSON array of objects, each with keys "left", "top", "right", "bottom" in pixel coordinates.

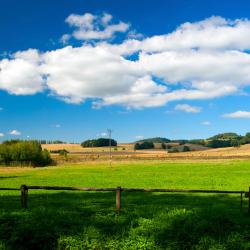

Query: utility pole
[{"left": 107, "top": 129, "right": 113, "bottom": 166}]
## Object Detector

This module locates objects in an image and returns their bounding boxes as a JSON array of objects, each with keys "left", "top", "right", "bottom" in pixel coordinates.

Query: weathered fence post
[
  {"left": 249, "top": 187, "right": 250, "bottom": 214},
  {"left": 20, "top": 185, "right": 28, "bottom": 209},
  {"left": 116, "top": 186, "right": 121, "bottom": 214},
  {"left": 240, "top": 192, "right": 243, "bottom": 209}
]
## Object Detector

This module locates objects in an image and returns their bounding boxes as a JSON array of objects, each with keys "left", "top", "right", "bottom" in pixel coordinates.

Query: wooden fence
[{"left": 0, "top": 185, "right": 249, "bottom": 213}]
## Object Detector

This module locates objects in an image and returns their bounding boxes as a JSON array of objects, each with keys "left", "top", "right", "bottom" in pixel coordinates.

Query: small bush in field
[
  {"left": 183, "top": 145, "right": 191, "bottom": 152},
  {"left": 168, "top": 147, "right": 179, "bottom": 153}
]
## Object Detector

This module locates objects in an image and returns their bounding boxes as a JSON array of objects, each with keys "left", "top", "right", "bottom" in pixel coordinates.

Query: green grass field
[{"left": 0, "top": 160, "right": 250, "bottom": 249}]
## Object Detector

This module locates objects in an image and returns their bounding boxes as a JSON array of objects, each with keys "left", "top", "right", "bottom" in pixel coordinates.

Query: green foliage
[
  {"left": 231, "top": 139, "right": 240, "bottom": 147},
  {"left": 204, "top": 132, "right": 244, "bottom": 148},
  {"left": 240, "top": 132, "right": 250, "bottom": 145},
  {"left": 206, "top": 139, "right": 232, "bottom": 148},
  {"left": 208, "top": 132, "right": 240, "bottom": 140},
  {"left": 136, "top": 131, "right": 250, "bottom": 149},
  {"left": 81, "top": 138, "right": 117, "bottom": 147},
  {"left": 134, "top": 141, "right": 154, "bottom": 150},
  {"left": 161, "top": 143, "right": 166, "bottom": 149},
  {"left": 137, "top": 137, "right": 171, "bottom": 143},
  {"left": 183, "top": 145, "right": 191, "bottom": 152},
  {"left": 50, "top": 149, "right": 69, "bottom": 156},
  {"left": 188, "top": 139, "right": 206, "bottom": 146},
  {"left": 0, "top": 140, "right": 52, "bottom": 166},
  {"left": 168, "top": 147, "right": 179, "bottom": 153}
]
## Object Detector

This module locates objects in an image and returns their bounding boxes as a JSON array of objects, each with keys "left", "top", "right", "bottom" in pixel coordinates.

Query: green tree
[
  {"left": 134, "top": 142, "right": 154, "bottom": 150},
  {"left": 81, "top": 138, "right": 117, "bottom": 147}
]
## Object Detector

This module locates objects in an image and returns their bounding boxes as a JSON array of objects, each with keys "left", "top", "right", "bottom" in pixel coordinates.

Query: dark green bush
[
  {"left": 134, "top": 141, "right": 154, "bottom": 150},
  {"left": 50, "top": 149, "right": 69, "bottom": 155},
  {"left": 183, "top": 145, "right": 191, "bottom": 152},
  {"left": 81, "top": 138, "right": 117, "bottom": 147},
  {"left": 168, "top": 148, "right": 179, "bottom": 153}
]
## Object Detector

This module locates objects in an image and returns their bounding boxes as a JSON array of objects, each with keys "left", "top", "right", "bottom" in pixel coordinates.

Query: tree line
[
  {"left": 0, "top": 140, "right": 52, "bottom": 166},
  {"left": 137, "top": 132, "right": 250, "bottom": 149}
]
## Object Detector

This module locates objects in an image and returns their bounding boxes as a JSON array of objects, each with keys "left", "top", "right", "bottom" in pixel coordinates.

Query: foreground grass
[{"left": 0, "top": 160, "right": 250, "bottom": 249}]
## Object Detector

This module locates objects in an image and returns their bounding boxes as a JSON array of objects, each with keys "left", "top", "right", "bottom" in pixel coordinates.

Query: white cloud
[
  {"left": 175, "top": 104, "right": 201, "bottom": 113},
  {"left": 60, "top": 34, "right": 71, "bottom": 44},
  {"left": 2, "top": 15, "right": 250, "bottom": 108},
  {"left": 135, "top": 135, "right": 144, "bottom": 140},
  {"left": 111, "top": 16, "right": 250, "bottom": 54},
  {"left": 63, "top": 12, "right": 129, "bottom": 41},
  {"left": 0, "top": 49, "right": 44, "bottom": 95},
  {"left": 201, "top": 121, "right": 211, "bottom": 125},
  {"left": 223, "top": 110, "right": 250, "bottom": 118},
  {"left": 0, "top": 133, "right": 4, "bottom": 137},
  {"left": 9, "top": 130, "right": 21, "bottom": 136}
]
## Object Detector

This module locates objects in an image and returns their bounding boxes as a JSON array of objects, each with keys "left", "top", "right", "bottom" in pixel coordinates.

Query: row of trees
[
  {"left": 36, "top": 140, "right": 65, "bottom": 144},
  {"left": 81, "top": 138, "right": 117, "bottom": 147},
  {"left": 0, "top": 140, "right": 52, "bottom": 166}
]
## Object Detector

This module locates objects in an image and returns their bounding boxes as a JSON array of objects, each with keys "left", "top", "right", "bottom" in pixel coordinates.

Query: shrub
[
  {"left": 183, "top": 145, "right": 191, "bottom": 152},
  {"left": 168, "top": 148, "right": 179, "bottom": 153},
  {"left": 50, "top": 149, "right": 69, "bottom": 155},
  {"left": 81, "top": 138, "right": 117, "bottom": 147}
]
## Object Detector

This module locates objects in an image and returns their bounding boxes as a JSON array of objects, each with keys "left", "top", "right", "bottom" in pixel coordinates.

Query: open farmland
[
  {"left": 0, "top": 160, "right": 250, "bottom": 249},
  {"left": 43, "top": 143, "right": 250, "bottom": 163}
]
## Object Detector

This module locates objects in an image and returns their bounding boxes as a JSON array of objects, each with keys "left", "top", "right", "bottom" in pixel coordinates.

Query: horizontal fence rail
[
  {"left": 0, "top": 185, "right": 249, "bottom": 213},
  {"left": 0, "top": 188, "right": 20, "bottom": 191}
]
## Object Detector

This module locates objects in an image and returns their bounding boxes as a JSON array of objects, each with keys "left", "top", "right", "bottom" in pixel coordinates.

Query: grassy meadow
[{"left": 0, "top": 160, "right": 250, "bottom": 249}]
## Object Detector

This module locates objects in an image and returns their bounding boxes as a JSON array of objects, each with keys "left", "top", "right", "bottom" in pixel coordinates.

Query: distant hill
[
  {"left": 136, "top": 132, "right": 250, "bottom": 150},
  {"left": 137, "top": 137, "right": 171, "bottom": 143}
]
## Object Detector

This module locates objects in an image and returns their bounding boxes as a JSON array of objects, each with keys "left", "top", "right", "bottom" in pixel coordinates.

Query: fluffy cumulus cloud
[
  {"left": 62, "top": 12, "right": 129, "bottom": 42},
  {"left": 0, "top": 133, "right": 4, "bottom": 137},
  {"left": 0, "top": 49, "right": 44, "bottom": 95},
  {"left": 2, "top": 15, "right": 250, "bottom": 108},
  {"left": 223, "top": 110, "right": 250, "bottom": 118},
  {"left": 175, "top": 104, "right": 201, "bottom": 113}
]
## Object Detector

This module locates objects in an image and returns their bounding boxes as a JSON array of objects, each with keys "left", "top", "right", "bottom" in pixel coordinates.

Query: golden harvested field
[
  {"left": 42, "top": 143, "right": 250, "bottom": 162},
  {"left": 42, "top": 143, "right": 134, "bottom": 152}
]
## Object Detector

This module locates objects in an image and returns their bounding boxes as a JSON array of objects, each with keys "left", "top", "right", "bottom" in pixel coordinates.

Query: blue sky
[{"left": 1, "top": 0, "right": 250, "bottom": 142}]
